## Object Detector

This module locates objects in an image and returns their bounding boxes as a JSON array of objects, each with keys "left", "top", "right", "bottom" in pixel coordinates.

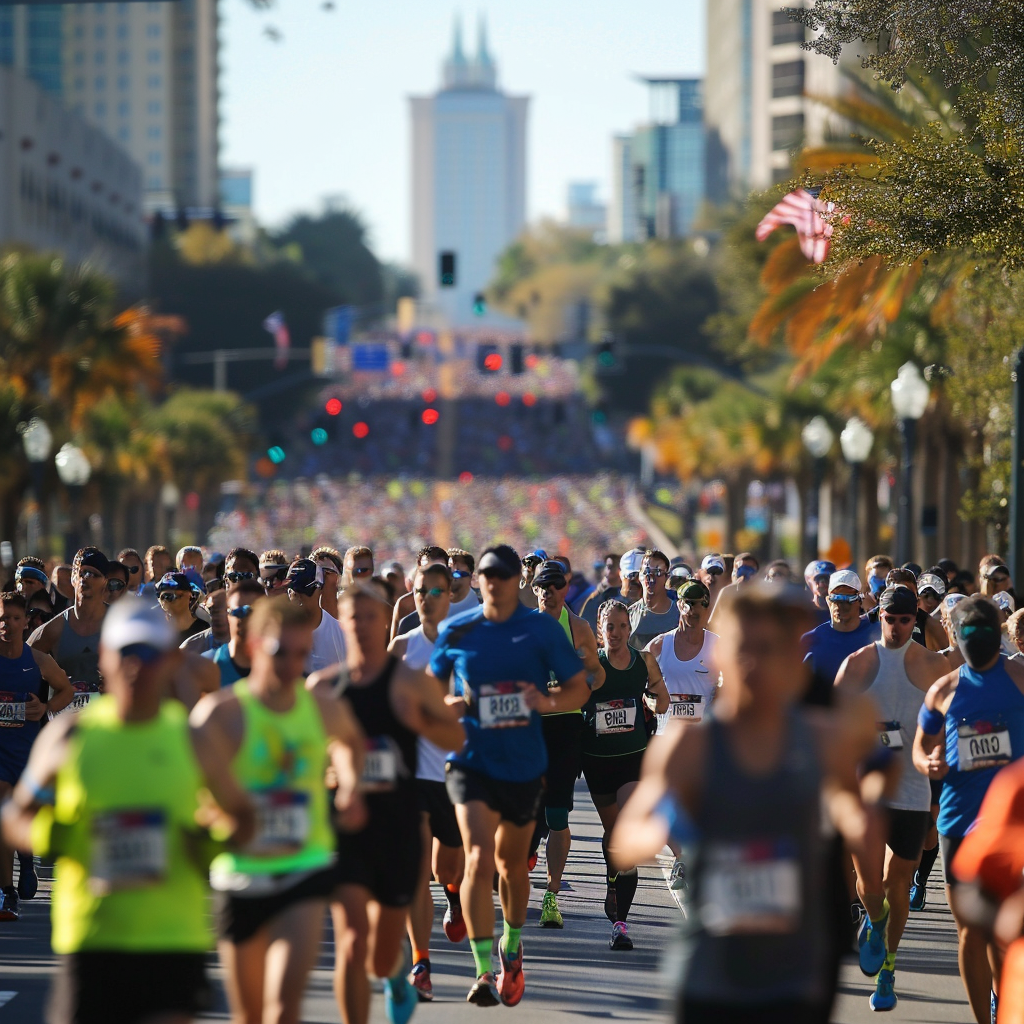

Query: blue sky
[{"left": 219, "top": 0, "right": 704, "bottom": 264}]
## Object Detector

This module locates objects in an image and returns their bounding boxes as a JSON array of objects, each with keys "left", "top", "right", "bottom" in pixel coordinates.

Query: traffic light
[
  {"left": 476, "top": 343, "right": 502, "bottom": 374},
  {"left": 595, "top": 334, "right": 622, "bottom": 374},
  {"left": 267, "top": 446, "right": 286, "bottom": 464},
  {"left": 439, "top": 251, "right": 456, "bottom": 287},
  {"left": 472, "top": 293, "right": 487, "bottom": 317},
  {"left": 310, "top": 428, "right": 328, "bottom": 445}
]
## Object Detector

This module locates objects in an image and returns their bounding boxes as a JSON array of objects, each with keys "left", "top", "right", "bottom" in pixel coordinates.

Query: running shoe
[
  {"left": 869, "top": 967, "right": 897, "bottom": 1012},
  {"left": 527, "top": 852, "right": 538, "bottom": 873},
  {"left": 467, "top": 971, "right": 500, "bottom": 1006},
  {"left": 858, "top": 911, "right": 888, "bottom": 978},
  {"left": 908, "top": 880, "right": 926, "bottom": 912},
  {"left": 16, "top": 854, "right": 36, "bottom": 901},
  {"left": 668, "top": 857, "right": 687, "bottom": 892},
  {"left": 496, "top": 938, "right": 525, "bottom": 1007},
  {"left": 604, "top": 883, "right": 617, "bottom": 923},
  {"left": 443, "top": 902, "right": 467, "bottom": 943},
  {"left": 609, "top": 921, "right": 633, "bottom": 951},
  {"left": 992, "top": 988, "right": 998, "bottom": 1024},
  {"left": 0, "top": 888, "right": 18, "bottom": 922},
  {"left": 409, "top": 962, "right": 433, "bottom": 1003},
  {"left": 539, "top": 890, "right": 563, "bottom": 929},
  {"left": 384, "top": 974, "right": 417, "bottom": 1024}
]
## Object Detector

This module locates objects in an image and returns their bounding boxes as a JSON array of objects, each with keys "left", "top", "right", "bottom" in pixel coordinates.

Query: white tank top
[
  {"left": 404, "top": 626, "right": 448, "bottom": 783},
  {"left": 654, "top": 629, "right": 719, "bottom": 734}
]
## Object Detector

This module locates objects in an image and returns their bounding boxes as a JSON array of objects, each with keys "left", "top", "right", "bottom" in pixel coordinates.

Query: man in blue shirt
[
  {"left": 201, "top": 580, "right": 263, "bottom": 686},
  {"left": 430, "top": 544, "right": 589, "bottom": 1009},
  {"left": 802, "top": 569, "right": 880, "bottom": 686}
]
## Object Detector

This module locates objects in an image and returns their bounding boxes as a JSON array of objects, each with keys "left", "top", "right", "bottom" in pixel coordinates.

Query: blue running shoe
[
  {"left": 909, "top": 881, "right": 926, "bottom": 912},
  {"left": 869, "top": 968, "right": 897, "bottom": 1012},
  {"left": 384, "top": 976, "right": 417, "bottom": 1024},
  {"left": 992, "top": 988, "right": 998, "bottom": 1024},
  {"left": 859, "top": 911, "right": 888, "bottom": 977}
]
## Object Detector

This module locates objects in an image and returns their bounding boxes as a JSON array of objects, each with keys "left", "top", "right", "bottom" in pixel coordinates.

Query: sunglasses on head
[
  {"left": 106, "top": 580, "right": 127, "bottom": 593},
  {"left": 228, "top": 604, "right": 254, "bottom": 619},
  {"left": 414, "top": 586, "right": 446, "bottom": 598},
  {"left": 827, "top": 593, "right": 860, "bottom": 604},
  {"left": 225, "top": 570, "right": 255, "bottom": 583}
]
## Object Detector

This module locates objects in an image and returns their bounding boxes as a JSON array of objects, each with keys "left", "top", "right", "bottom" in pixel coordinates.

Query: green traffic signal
[
  {"left": 472, "top": 293, "right": 487, "bottom": 316},
  {"left": 311, "top": 428, "right": 328, "bottom": 445},
  {"left": 267, "top": 446, "right": 286, "bottom": 464}
]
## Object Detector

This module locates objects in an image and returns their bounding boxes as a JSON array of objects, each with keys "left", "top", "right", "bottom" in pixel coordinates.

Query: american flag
[
  {"left": 262, "top": 310, "right": 291, "bottom": 370},
  {"left": 755, "top": 188, "right": 834, "bottom": 263}
]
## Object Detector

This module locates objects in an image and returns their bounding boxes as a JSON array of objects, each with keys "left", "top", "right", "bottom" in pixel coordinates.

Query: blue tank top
[
  {"left": 0, "top": 645, "right": 44, "bottom": 753},
  {"left": 938, "top": 656, "right": 1024, "bottom": 837}
]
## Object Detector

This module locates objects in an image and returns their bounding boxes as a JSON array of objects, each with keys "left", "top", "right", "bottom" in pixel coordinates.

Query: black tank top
[
  {"left": 912, "top": 608, "right": 929, "bottom": 647},
  {"left": 333, "top": 657, "right": 418, "bottom": 813}
]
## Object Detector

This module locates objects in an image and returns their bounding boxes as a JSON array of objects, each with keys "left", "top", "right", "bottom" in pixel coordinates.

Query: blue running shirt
[{"left": 802, "top": 616, "right": 880, "bottom": 687}]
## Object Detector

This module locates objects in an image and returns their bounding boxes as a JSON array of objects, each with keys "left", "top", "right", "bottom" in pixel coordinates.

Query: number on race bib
[
  {"left": 877, "top": 720, "right": 904, "bottom": 750},
  {"left": 957, "top": 721, "right": 1012, "bottom": 772},
  {"left": 90, "top": 809, "right": 167, "bottom": 893},
  {"left": 250, "top": 791, "right": 310, "bottom": 852},
  {"left": 0, "top": 692, "right": 26, "bottom": 728},
  {"left": 668, "top": 694, "right": 704, "bottom": 721},
  {"left": 478, "top": 683, "right": 530, "bottom": 729},
  {"left": 700, "top": 838, "right": 802, "bottom": 936},
  {"left": 361, "top": 738, "right": 401, "bottom": 793},
  {"left": 595, "top": 699, "right": 637, "bottom": 735},
  {"left": 48, "top": 684, "right": 100, "bottom": 720}
]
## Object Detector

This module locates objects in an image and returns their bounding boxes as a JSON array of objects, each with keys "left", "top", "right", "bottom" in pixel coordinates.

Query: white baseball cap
[
  {"left": 700, "top": 554, "right": 726, "bottom": 573},
  {"left": 619, "top": 549, "right": 645, "bottom": 575},
  {"left": 994, "top": 591, "right": 1016, "bottom": 614},
  {"left": 828, "top": 570, "right": 861, "bottom": 593},
  {"left": 918, "top": 573, "right": 947, "bottom": 597},
  {"left": 101, "top": 596, "right": 176, "bottom": 653}
]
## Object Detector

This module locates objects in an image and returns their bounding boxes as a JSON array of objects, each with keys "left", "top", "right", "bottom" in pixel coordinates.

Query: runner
[
  {"left": 0, "top": 591, "right": 73, "bottom": 919},
  {"left": 447, "top": 548, "right": 481, "bottom": 617},
  {"left": 610, "top": 582, "right": 877, "bottom": 1024},
  {"left": 308, "top": 583, "right": 465, "bottom": 1024},
  {"left": 580, "top": 549, "right": 642, "bottom": 632},
  {"left": 222, "top": 547, "right": 260, "bottom": 592},
  {"left": 429, "top": 544, "right": 590, "bottom": 1006},
  {"left": 707, "top": 552, "right": 759, "bottom": 621},
  {"left": 284, "top": 558, "right": 347, "bottom": 673},
  {"left": 628, "top": 549, "right": 679, "bottom": 650},
  {"left": 176, "top": 545, "right": 205, "bottom": 574},
  {"left": 1, "top": 597, "right": 255, "bottom": 1024},
  {"left": 530, "top": 558, "right": 605, "bottom": 929},
  {"left": 804, "top": 559, "right": 836, "bottom": 624},
  {"left": 258, "top": 550, "right": 291, "bottom": 597},
  {"left": 834, "top": 584, "right": 948, "bottom": 1011},
  {"left": 190, "top": 596, "right": 366, "bottom": 1024},
  {"left": 156, "top": 571, "right": 208, "bottom": 644},
  {"left": 1008, "top": 609, "right": 1024, "bottom": 659},
  {"left": 202, "top": 580, "right": 265, "bottom": 688},
  {"left": 802, "top": 570, "right": 880, "bottom": 688},
  {"left": 388, "top": 563, "right": 466, "bottom": 1002},
  {"left": 863, "top": 555, "right": 894, "bottom": 612},
  {"left": 103, "top": 563, "right": 129, "bottom": 606},
  {"left": 14, "top": 558, "right": 50, "bottom": 603},
  {"left": 343, "top": 545, "right": 375, "bottom": 587},
  {"left": 913, "top": 596, "right": 1024, "bottom": 1024},
  {"left": 585, "top": 599, "right": 668, "bottom": 950},
  {"left": 696, "top": 554, "right": 730, "bottom": 613},
  {"left": 518, "top": 549, "right": 546, "bottom": 610},
  {"left": 391, "top": 546, "right": 448, "bottom": 638},
  {"left": 311, "top": 546, "right": 344, "bottom": 621},
  {"left": 116, "top": 548, "right": 145, "bottom": 594}
]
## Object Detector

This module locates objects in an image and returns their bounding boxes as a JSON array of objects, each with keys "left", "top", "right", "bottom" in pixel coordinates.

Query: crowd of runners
[{"left": 0, "top": 537, "right": 1023, "bottom": 1024}]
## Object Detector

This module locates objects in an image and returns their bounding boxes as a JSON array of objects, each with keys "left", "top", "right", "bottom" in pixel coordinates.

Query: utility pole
[{"left": 1010, "top": 349, "right": 1024, "bottom": 587}]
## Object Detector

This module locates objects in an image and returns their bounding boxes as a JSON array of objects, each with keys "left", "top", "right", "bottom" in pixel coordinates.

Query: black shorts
[
  {"left": 930, "top": 778, "right": 944, "bottom": 805},
  {"left": 213, "top": 866, "right": 334, "bottom": 944},
  {"left": 885, "top": 808, "right": 932, "bottom": 861},
  {"left": 540, "top": 712, "right": 584, "bottom": 810},
  {"left": 940, "top": 833, "right": 965, "bottom": 886},
  {"left": 445, "top": 762, "right": 544, "bottom": 828},
  {"left": 678, "top": 999, "right": 830, "bottom": 1024},
  {"left": 48, "top": 951, "right": 211, "bottom": 1024},
  {"left": 417, "top": 778, "right": 462, "bottom": 849},
  {"left": 581, "top": 750, "right": 644, "bottom": 807},
  {"left": 334, "top": 800, "right": 422, "bottom": 907}
]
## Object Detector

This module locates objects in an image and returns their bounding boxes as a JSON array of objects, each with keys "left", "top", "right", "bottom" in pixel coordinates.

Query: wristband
[
  {"left": 21, "top": 768, "right": 55, "bottom": 806},
  {"left": 653, "top": 792, "right": 700, "bottom": 845},
  {"left": 918, "top": 704, "right": 945, "bottom": 735}
]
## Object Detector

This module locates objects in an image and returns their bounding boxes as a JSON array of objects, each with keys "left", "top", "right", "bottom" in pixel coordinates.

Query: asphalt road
[{"left": 0, "top": 787, "right": 976, "bottom": 1023}]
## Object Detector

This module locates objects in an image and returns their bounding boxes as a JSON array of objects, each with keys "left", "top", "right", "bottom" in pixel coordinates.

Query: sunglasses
[
  {"left": 882, "top": 614, "right": 915, "bottom": 625},
  {"left": 645, "top": 568, "right": 666, "bottom": 578},
  {"left": 987, "top": 575, "right": 1010, "bottom": 585},
  {"left": 119, "top": 563, "right": 141, "bottom": 576},
  {"left": 225, "top": 570, "right": 255, "bottom": 583},
  {"left": 451, "top": 569, "right": 471, "bottom": 579},
  {"left": 205, "top": 578, "right": 225, "bottom": 593},
  {"left": 259, "top": 570, "right": 288, "bottom": 586},
  {"left": 157, "top": 591, "right": 185, "bottom": 602},
  {"left": 26, "top": 608, "right": 48, "bottom": 621},
  {"left": 228, "top": 604, "right": 254, "bottom": 618},
  {"left": 920, "top": 588, "right": 942, "bottom": 599},
  {"left": 625, "top": 571, "right": 640, "bottom": 582},
  {"left": 535, "top": 583, "right": 564, "bottom": 594},
  {"left": 681, "top": 597, "right": 710, "bottom": 609},
  {"left": 79, "top": 568, "right": 104, "bottom": 581},
  {"left": 106, "top": 580, "right": 127, "bottom": 593},
  {"left": 704, "top": 566, "right": 725, "bottom": 576},
  {"left": 351, "top": 566, "right": 373, "bottom": 577},
  {"left": 827, "top": 593, "right": 860, "bottom": 604},
  {"left": 522, "top": 557, "right": 543, "bottom": 568},
  {"left": 414, "top": 586, "right": 446, "bottom": 598}
]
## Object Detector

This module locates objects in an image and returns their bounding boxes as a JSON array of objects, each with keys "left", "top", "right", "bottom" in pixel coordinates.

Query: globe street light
[
  {"left": 890, "top": 362, "right": 930, "bottom": 565},
  {"left": 19, "top": 418, "right": 53, "bottom": 554},
  {"left": 840, "top": 416, "right": 874, "bottom": 567},
  {"left": 802, "top": 416, "right": 834, "bottom": 563},
  {"left": 1011, "top": 349, "right": 1024, "bottom": 593},
  {"left": 55, "top": 443, "right": 91, "bottom": 560}
]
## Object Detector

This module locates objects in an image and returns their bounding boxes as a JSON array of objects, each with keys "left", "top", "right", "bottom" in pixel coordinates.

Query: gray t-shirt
[{"left": 628, "top": 600, "right": 679, "bottom": 650}]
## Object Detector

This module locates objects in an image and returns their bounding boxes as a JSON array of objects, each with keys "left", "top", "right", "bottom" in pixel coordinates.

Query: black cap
[
  {"left": 78, "top": 549, "right": 111, "bottom": 576},
  {"left": 286, "top": 558, "right": 322, "bottom": 593},
  {"left": 532, "top": 560, "right": 568, "bottom": 589},
  {"left": 937, "top": 558, "right": 958, "bottom": 576},
  {"left": 156, "top": 571, "right": 192, "bottom": 594},
  {"left": 879, "top": 585, "right": 918, "bottom": 616},
  {"left": 477, "top": 545, "right": 521, "bottom": 579},
  {"left": 902, "top": 562, "right": 923, "bottom": 578}
]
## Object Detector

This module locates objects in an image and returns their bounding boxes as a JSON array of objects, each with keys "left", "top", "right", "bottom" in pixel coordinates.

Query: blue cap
[
  {"left": 181, "top": 567, "right": 206, "bottom": 595},
  {"left": 805, "top": 560, "right": 836, "bottom": 581}
]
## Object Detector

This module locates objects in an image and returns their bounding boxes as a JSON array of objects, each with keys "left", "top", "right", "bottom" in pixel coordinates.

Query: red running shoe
[
  {"left": 497, "top": 939, "right": 525, "bottom": 1007},
  {"left": 443, "top": 902, "right": 467, "bottom": 943}
]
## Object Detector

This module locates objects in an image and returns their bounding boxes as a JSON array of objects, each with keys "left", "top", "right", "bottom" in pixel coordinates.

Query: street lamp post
[
  {"left": 1010, "top": 348, "right": 1024, "bottom": 589},
  {"left": 54, "top": 443, "right": 92, "bottom": 560},
  {"left": 890, "top": 362, "right": 930, "bottom": 566},
  {"left": 19, "top": 418, "right": 52, "bottom": 555},
  {"left": 840, "top": 416, "right": 874, "bottom": 568},
  {"left": 802, "top": 416, "right": 835, "bottom": 564}
]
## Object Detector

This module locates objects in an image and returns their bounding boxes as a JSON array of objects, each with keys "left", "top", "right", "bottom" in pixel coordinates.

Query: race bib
[
  {"left": 595, "top": 699, "right": 637, "bottom": 735},
  {"left": 957, "top": 721, "right": 1012, "bottom": 771},
  {"left": 668, "top": 694, "right": 704, "bottom": 721},
  {"left": 478, "top": 683, "right": 530, "bottom": 729},
  {"left": 700, "top": 838, "right": 802, "bottom": 935},
  {"left": 90, "top": 809, "right": 167, "bottom": 893},
  {"left": 0, "top": 692, "right": 26, "bottom": 728},
  {"left": 48, "top": 683, "right": 100, "bottom": 720},
  {"left": 877, "top": 720, "right": 904, "bottom": 750},
  {"left": 251, "top": 791, "right": 310, "bottom": 851},
  {"left": 362, "top": 737, "right": 401, "bottom": 792}
]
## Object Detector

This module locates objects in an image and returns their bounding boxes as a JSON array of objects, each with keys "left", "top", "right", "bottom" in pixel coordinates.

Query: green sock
[
  {"left": 503, "top": 919, "right": 522, "bottom": 957},
  {"left": 882, "top": 952, "right": 896, "bottom": 972},
  {"left": 470, "top": 937, "right": 492, "bottom": 977},
  {"left": 869, "top": 897, "right": 890, "bottom": 924}
]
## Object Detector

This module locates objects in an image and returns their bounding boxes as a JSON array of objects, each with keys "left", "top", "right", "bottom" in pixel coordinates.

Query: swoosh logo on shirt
[{"left": 512, "top": 635, "right": 529, "bottom": 643}]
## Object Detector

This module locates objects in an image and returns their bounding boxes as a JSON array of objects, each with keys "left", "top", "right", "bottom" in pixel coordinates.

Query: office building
[
  {"left": 0, "top": 0, "right": 219, "bottom": 212},
  {"left": 607, "top": 77, "right": 706, "bottom": 242},
  {"left": 409, "top": 17, "right": 528, "bottom": 326},
  {"left": 566, "top": 182, "right": 606, "bottom": 239},
  {"left": 0, "top": 65, "right": 145, "bottom": 290},
  {"left": 703, "top": 0, "right": 846, "bottom": 195},
  {"left": 220, "top": 167, "right": 256, "bottom": 245}
]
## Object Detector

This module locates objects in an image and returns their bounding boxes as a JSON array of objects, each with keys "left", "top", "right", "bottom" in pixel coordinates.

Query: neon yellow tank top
[
  {"left": 210, "top": 679, "right": 334, "bottom": 884},
  {"left": 48, "top": 696, "right": 211, "bottom": 954},
  {"left": 544, "top": 606, "right": 583, "bottom": 716}
]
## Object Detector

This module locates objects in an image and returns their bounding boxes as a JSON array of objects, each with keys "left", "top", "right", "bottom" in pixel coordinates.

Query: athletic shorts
[
  {"left": 445, "top": 762, "right": 544, "bottom": 829},
  {"left": 416, "top": 778, "right": 462, "bottom": 849},
  {"left": 334, "top": 805, "right": 421, "bottom": 908},
  {"left": 930, "top": 778, "right": 944, "bottom": 805},
  {"left": 885, "top": 808, "right": 932, "bottom": 862},
  {"left": 47, "top": 951, "right": 211, "bottom": 1024},
  {"left": 540, "top": 713, "right": 584, "bottom": 810},
  {"left": 677, "top": 999, "right": 830, "bottom": 1024},
  {"left": 581, "top": 750, "right": 644, "bottom": 807},
  {"left": 213, "top": 867, "right": 334, "bottom": 944},
  {"left": 0, "top": 740, "right": 33, "bottom": 787},
  {"left": 940, "top": 833, "right": 965, "bottom": 886}
]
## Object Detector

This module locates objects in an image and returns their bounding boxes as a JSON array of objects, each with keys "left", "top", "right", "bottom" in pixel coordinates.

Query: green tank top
[
  {"left": 582, "top": 648, "right": 650, "bottom": 757},
  {"left": 210, "top": 679, "right": 334, "bottom": 885},
  {"left": 49, "top": 696, "right": 211, "bottom": 954},
  {"left": 544, "top": 606, "right": 583, "bottom": 717}
]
